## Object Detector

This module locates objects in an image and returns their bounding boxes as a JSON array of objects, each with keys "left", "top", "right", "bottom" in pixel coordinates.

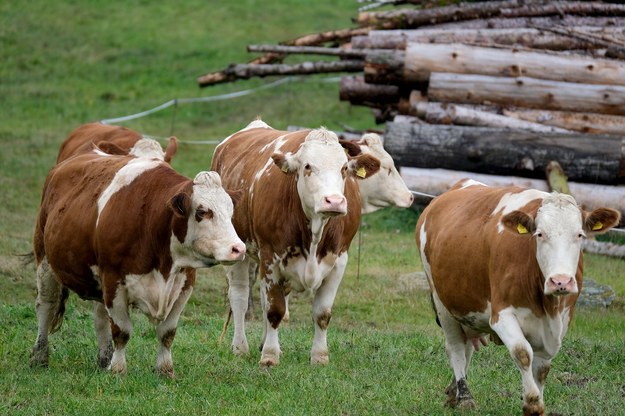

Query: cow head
[
  {"left": 271, "top": 128, "right": 380, "bottom": 219},
  {"left": 342, "top": 133, "right": 414, "bottom": 214},
  {"left": 501, "top": 193, "right": 620, "bottom": 296},
  {"left": 168, "top": 171, "right": 246, "bottom": 267}
]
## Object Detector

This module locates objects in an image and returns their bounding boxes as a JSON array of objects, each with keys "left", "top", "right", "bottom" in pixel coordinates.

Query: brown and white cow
[
  {"left": 211, "top": 119, "right": 380, "bottom": 366},
  {"left": 57, "top": 122, "right": 177, "bottom": 163},
  {"left": 416, "top": 179, "right": 620, "bottom": 416},
  {"left": 241, "top": 132, "right": 414, "bottom": 321},
  {"left": 32, "top": 151, "right": 245, "bottom": 377}
]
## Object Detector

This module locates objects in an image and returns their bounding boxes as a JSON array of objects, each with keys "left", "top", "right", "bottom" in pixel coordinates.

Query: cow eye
[
  {"left": 578, "top": 232, "right": 586, "bottom": 239},
  {"left": 195, "top": 208, "right": 214, "bottom": 221},
  {"left": 304, "top": 163, "right": 311, "bottom": 171}
]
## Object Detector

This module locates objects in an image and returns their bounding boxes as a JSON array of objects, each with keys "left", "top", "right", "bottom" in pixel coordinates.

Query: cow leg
[
  {"left": 226, "top": 258, "right": 251, "bottom": 355},
  {"left": 491, "top": 311, "right": 544, "bottom": 416},
  {"left": 154, "top": 284, "right": 194, "bottom": 379},
  {"left": 283, "top": 293, "right": 290, "bottom": 323},
  {"left": 31, "top": 258, "right": 68, "bottom": 367},
  {"left": 310, "top": 254, "right": 346, "bottom": 365},
  {"left": 93, "top": 301, "right": 113, "bottom": 368},
  {"left": 105, "top": 282, "right": 132, "bottom": 375},
  {"left": 432, "top": 291, "right": 476, "bottom": 409},
  {"left": 245, "top": 261, "right": 257, "bottom": 321},
  {"left": 532, "top": 353, "right": 552, "bottom": 403},
  {"left": 259, "top": 275, "right": 285, "bottom": 367}
]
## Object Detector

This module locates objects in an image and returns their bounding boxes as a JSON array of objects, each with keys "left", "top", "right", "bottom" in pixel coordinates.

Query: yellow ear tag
[
  {"left": 344, "top": 148, "right": 349, "bottom": 155},
  {"left": 517, "top": 223, "right": 528, "bottom": 234},
  {"left": 281, "top": 165, "right": 289, "bottom": 173},
  {"left": 356, "top": 166, "right": 367, "bottom": 178},
  {"left": 592, "top": 221, "right": 603, "bottom": 231}
]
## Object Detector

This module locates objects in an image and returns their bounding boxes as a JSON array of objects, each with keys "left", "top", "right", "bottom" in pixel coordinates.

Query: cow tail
[
  {"left": 49, "top": 286, "right": 70, "bottom": 334},
  {"left": 218, "top": 306, "right": 232, "bottom": 344}
]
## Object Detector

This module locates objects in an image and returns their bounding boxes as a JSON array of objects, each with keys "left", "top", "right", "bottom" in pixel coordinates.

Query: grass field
[{"left": 1, "top": 1, "right": 624, "bottom": 415}]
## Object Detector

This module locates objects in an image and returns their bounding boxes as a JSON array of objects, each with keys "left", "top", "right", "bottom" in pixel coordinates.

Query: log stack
[{"left": 198, "top": 0, "right": 625, "bottom": 222}]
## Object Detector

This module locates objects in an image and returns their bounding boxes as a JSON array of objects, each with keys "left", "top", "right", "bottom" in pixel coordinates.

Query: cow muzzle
[
  {"left": 318, "top": 194, "right": 347, "bottom": 216},
  {"left": 544, "top": 274, "right": 578, "bottom": 296},
  {"left": 220, "top": 241, "right": 247, "bottom": 265}
]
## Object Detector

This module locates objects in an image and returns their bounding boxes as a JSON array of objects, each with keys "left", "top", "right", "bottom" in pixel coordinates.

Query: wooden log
[
  {"left": 396, "top": 43, "right": 625, "bottom": 85},
  {"left": 384, "top": 122, "right": 625, "bottom": 184},
  {"left": 357, "top": 2, "right": 625, "bottom": 29},
  {"left": 426, "top": 16, "right": 625, "bottom": 31},
  {"left": 427, "top": 72, "right": 625, "bottom": 116},
  {"left": 339, "top": 76, "right": 401, "bottom": 106},
  {"left": 502, "top": 109, "right": 625, "bottom": 135},
  {"left": 351, "top": 27, "right": 625, "bottom": 50},
  {"left": 199, "top": 60, "right": 364, "bottom": 85},
  {"left": 400, "top": 166, "right": 625, "bottom": 223},
  {"left": 546, "top": 161, "right": 571, "bottom": 195},
  {"left": 535, "top": 25, "right": 625, "bottom": 60},
  {"left": 412, "top": 101, "right": 572, "bottom": 133},
  {"left": 247, "top": 44, "right": 372, "bottom": 58}
]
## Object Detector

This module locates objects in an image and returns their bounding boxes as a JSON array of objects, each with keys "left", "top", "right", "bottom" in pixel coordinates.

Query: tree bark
[
  {"left": 426, "top": 16, "right": 625, "bottom": 30},
  {"left": 339, "top": 76, "right": 402, "bottom": 106},
  {"left": 395, "top": 43, "right": 625, "bottom": 85},
  {"left": 351, "top": 27, "right": 625, "bottom": 50},
  {"left": 384, "top": 121, "right": 624, "bottom": 184},
  {"left": 502, "top": 108, "right": 625, "bottom": 135},
  {"left": 400, "top": 166, "right": 625, "bottom": 223},
  {"left": 427, "top": 72, "right": 625, "bottom": 116},
  {"left": 357, "top": 2, "right": 625, "bottom": 29},
  {"left": 535, "top": 25, "right": 625, "bottom": 60},
  {"left": 412, "top": 101, "right": 572, "bottom": 133},
  {"left": 198, "top": 60, "right": 364, "bottom": 86}
]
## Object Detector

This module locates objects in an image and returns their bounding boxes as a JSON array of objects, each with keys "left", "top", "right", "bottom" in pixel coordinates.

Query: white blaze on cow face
[
  {"left": 273, "top": 129, "right": 349, "bottom": 218},
  {"left": 533, "top": 194, "right": 584, "bottom": 296},
  {"left": 129, "top": 137, "right": 167, "bottom": 160},
  {"left": 501, "top": 193, "right": 585, "bottom": 296},
  {"left": 356, "top": 133, "right": 413, "bottom": 213},
  {"left": 177, "top": 171, "right": 245, "bottom": 267}
]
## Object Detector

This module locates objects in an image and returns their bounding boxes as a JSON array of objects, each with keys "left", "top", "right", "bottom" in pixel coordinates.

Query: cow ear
[
  {"left": 339, "top": 139, "right": 362, "bottom": 157},
  {"left": 96, "top": 142, "right": 127, "bottom": 156},
  {"left": 226, "top": 189, "right": 243, "bottom": 208},
  {"left": 347, "top": 154, "right": 380, "bottom": 180},
  {"left": 584, "top": 207, "right": 621, "bottom": 235},
  {"left": 164, "top": 136, "right": 177, "bottom": 164},
  {"left": 271, "top": 152, "right": 297, "bottom": 175},
  {"left": 168, "top": 193, "right": 190, "bottom": 218},
  {"left": 501, "top": 210, "right": 536, "bottom": 236}
]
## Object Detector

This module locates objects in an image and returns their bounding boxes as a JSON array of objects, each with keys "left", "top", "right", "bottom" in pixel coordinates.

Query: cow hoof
[
  {"left": 98, "top": 345, "right": 114, "bottom": 368},
  {"left": 232, "top": 342, "right": 249, "bottom": 356},
  {"left": 259, "top": 354, "right": 279, "bottom": 368},
  {"left": 156, "top": 364, "right": 175, "bottom": 379},
  {"left": 522, "top": 403, "right": 544, "bottom": 416},
  {"left": 310, "top": 352, "right": 329, "bottom": 365},
  {"left": 30, "top": 351, "right": 49, "bottom": 368},
  {"left": 109, "top": 361, "right": 127, "bottom": 375},
  {"left": 457, "top": 398, "right": 476, "bottom": 410}
]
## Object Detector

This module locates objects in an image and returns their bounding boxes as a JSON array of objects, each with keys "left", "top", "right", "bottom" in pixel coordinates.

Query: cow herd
[{"left": 30, "top": 120, "right": 620, "bottom": 416}]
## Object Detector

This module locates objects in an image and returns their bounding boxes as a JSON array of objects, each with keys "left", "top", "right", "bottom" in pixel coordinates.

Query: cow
[
  {"left": 56, "top": 122, "right": 177, "bottom": 164},
  {"left": 241, "top": 132, "right": 414, "bottom": 321},
  {"left": 31, "top": 151, "right": 246, "bottom": 377},
  {"left": 415, "top": 179, "right": 620, "bottom": 416},
  {"left": 211, "top": 119, "right": 381, "bottom": 366}
]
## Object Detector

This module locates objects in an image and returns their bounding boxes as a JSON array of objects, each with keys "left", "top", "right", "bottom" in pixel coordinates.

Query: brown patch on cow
[
  {"left": 266, "top": 283, "right": 286, "bottom": 329},
  {"left": 96, "top": 142, "right": 128, "bottom": 156},
  {"left": 584, "top": 207, "right": 621, "bottom": 234},
  {"left": 501, "top": 210, "right": 536, "bottom": 235},
  {"left": 195, "top": 206, "right": 214, "bottom": 222},
  {"left": 339, "top": 139, "right": 362, "bottom": 157},
  {"left": 160, "top": 328, "right": 177, "bottom": 349},
  {"left": 111, "top": 322, "right": 130, "bottom": 348},
  {"left": 164, "top": 136, "right": 177, "bottom": 164},
  {"left": 349, "top": 153, "right": 380, "bottom": 179},
  {"left": 56, "top": 123, "right": 143, "bottom": 163},
  {"left": 537, "top": 364, "right": 551, "bottom": 385},
  {"left": 316, "top": 310, "right": 332, "bottom": 330},
  {"left": 513, "top": 345, "right": 531, "bottom": 370}
]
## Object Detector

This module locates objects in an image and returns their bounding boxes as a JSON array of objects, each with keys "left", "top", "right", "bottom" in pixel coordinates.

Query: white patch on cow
[
  {"left": 216, "top": 119, "right": 273, "bottom": 150},
  {"left": 125, "top": 270, "right": 188, "bottom": 322},
  {"left": 281, "top": 247, "right": 338, "bottom": 293},
  {"left": 97, "top": 157, "right": 162, "bottom": 224},
  {"left": 170, "top": 171, "right": 245, "bottom": 267},
  {"left": 418, "top": 219, "right": 434, "bottom": 291},
  {"left": 492, "top": 189, "right": 548, "bottom": 233},
  {"left": 492, "top": 305, "right": 566, "bottom": 360},
  {"left": 129, "top": 137, "right": 166, "bottom": 160},
  {"left": 357, "top": 133, "right": 413, "bottom": 214},
  {"left": 93, "top": 148, "right": 113, "bottom": 157},
  {"left": 459, "top": 179, "right": 487, "bottom": 189}
]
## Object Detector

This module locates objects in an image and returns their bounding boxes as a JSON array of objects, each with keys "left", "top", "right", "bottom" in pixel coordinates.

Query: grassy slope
[{"left": 1, "top": 1, "right": 624, "bottom": 415}]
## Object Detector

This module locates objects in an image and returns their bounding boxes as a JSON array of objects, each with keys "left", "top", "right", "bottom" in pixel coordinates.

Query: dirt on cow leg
[
  {"left": 98, "top": 343, "right": 113, "bottom": 369},
  {"left": 30, "top": 338, "right": 49, "bottom": 368},
  {"left": 444, "top": 378, "right": 475, "bottom": 409}
]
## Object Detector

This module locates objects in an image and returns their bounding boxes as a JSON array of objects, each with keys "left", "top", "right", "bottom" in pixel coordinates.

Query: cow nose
[
  {"left": 408, "top": 193, "right": 414, "bottom": 205},
  {"left": 322, "top": 195, "right": 347, "bottom": 215},
  {"left": 545, "top": 274, "right": 577, "bottom": 296},
  {"left": 230, "top": 242, "right": 246, "bottom": 260}
]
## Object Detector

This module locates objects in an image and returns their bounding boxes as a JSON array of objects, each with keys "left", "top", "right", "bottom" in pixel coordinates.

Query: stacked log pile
[{"left": 198, "top": 0, "right": 625, "bottom": 222}]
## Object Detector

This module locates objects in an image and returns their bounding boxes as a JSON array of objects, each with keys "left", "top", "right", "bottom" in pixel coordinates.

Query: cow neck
[{"left": 304, "top": 216, "right": 329, "bottom": 290}]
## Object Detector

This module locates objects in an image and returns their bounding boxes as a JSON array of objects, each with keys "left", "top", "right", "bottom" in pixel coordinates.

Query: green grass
[{"left": 1, "top": 1, "right": 625, "bottom": 415}]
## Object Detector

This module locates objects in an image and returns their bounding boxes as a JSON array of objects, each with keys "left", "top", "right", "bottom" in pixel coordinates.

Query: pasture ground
[{"left": 1, "top": 1, "right": 624, "bottom": 415}]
